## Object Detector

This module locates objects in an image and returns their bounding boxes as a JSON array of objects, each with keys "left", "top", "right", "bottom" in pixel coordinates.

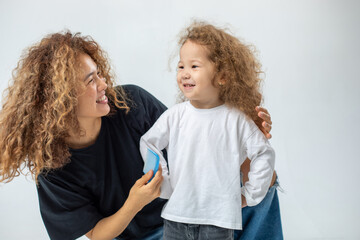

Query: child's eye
[
  {"left": 177, "top": 66, "right": 184, "bottom": 70},
  {"left": 192, "top": 65, "right": 199, "bottom": 68}
]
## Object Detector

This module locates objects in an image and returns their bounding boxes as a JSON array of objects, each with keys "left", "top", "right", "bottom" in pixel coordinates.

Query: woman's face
[{"left": 75, "top": 53, "right": 110, "bottom": 121}]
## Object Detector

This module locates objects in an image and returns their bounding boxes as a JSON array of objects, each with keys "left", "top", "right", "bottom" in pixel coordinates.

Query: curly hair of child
[{"left": 178, "top": 21, "right": 264, "bottom": 125}]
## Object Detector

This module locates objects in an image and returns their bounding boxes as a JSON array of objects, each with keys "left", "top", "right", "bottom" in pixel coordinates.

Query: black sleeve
[
  {"left": 37, "top": 173, "right": 103, "bottom": 240},
  {"left": 120, "top": 84, "right": 168, "bottom": 134}
]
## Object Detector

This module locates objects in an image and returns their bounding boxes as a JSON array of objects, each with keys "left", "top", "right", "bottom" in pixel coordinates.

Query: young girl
[{"left": 140, "top": 22, "right": 276, "bottom": 239}]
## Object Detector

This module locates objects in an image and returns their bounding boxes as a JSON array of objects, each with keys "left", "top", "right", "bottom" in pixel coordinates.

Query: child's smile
[{"left": 182, "top": 83, "right": 196, "bottom": 90}]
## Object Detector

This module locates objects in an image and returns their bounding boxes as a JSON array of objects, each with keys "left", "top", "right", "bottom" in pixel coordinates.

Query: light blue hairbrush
[{"left": 143, "top": 148, "right": 160, "bottom": 181}]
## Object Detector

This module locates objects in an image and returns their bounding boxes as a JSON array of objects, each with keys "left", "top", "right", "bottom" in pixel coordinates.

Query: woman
[{"left": 0, "top": 31, "right": 276, "bottom": 240}]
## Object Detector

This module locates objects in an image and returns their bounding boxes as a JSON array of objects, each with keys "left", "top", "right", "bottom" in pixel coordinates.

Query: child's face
[{"left": 177, "top": 40, "right": 223, "bottom": 109}]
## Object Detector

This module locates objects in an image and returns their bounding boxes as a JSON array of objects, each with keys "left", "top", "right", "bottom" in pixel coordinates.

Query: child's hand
[
  {"left": 126, "top": 166, "right": 163, "bottom": 212},
  {"left": 256, "top": 106, "right": 272, "bottom": 139},
  {"left": 242, "top": 159, "right": 277, "bottom": 189},
  {"left": 241, "top": 195, "right": 248, "bottom": 208}
]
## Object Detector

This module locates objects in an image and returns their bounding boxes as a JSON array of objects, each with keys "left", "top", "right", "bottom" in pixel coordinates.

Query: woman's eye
[{"left": 87, "top": 79, "right": 94, "bottom": 85}]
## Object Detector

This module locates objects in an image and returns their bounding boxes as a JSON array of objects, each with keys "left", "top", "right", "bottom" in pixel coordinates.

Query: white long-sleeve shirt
[{"left": 140, "top": 101, "right": 275, "bottom": 230}]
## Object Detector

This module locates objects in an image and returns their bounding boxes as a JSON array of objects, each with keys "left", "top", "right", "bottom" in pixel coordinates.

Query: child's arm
[
  {"left": 241, "top": 127, "right": 275, "bottom": 207},
  {"left": 241, "top": 159, "right": 277, "bottom": 189},
  {"left": 139, "top": 111, "right": 172, "bottom": 199},
  {"left": 240, "top": 105, "right": 276, "bottom": 195}
]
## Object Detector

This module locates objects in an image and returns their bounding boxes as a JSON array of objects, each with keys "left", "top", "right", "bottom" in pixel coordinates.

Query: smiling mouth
[
  {"left": 96, "top": 95, "right": 107, "bottom": 103},
  {"left": 183, "top": 84, "right": 195, "bottom": 87}
]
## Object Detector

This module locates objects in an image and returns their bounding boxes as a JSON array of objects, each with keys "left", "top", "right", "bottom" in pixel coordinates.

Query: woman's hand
[
  {"left": 85, "top": 167, "right": 163, "bottom": 240},
  {"left": 126, "top": 166, "right": 163, "bottom": 212},
  {"left": 256, "top": 106, "right": 272, "bottom": 139}
]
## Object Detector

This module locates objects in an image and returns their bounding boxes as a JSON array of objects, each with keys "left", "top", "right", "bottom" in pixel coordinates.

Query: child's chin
[{"left": 184, "top": 95, "right": 193, "bottom": 100}]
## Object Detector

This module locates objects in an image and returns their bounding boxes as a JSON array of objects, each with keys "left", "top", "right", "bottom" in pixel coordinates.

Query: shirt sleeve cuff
[
  {"left": 160, "top": 174, "right": 172, "bottom": 199},
  {"left": 241, "top": 186, "right": 260, "bottom": 207}
]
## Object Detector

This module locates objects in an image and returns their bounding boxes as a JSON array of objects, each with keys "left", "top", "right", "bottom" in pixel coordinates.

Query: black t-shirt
[{"left": 37, "top": 85, "right": 167, "bottom": 240}]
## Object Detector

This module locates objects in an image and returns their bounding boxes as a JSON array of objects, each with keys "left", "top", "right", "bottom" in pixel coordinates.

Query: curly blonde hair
[
  {"left": 178, "top": 21, "right": 263, "bottom": 125},
  {"left": 0, "top": 31, "right": 128, "bottom": 183}
]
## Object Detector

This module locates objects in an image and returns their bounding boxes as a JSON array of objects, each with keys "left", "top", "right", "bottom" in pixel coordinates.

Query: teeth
[{"left": 96, "top": 95, "right": 106, "bottom": 102}]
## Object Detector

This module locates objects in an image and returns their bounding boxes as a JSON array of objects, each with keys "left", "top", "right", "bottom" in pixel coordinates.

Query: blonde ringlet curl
[
  {"left": 177, "top": 21, "right": 264, "bottom": 126},
  {"left": 0, "top": 31, "right": 129, "bottom": 183}
]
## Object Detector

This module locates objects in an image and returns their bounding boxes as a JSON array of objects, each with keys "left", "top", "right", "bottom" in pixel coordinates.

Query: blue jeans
[
  {"left": 163, "top": 220, "right": 233, "bottom": 240},
  {"left": 234, "top": 183, "right": 283, "bottom": 240}
]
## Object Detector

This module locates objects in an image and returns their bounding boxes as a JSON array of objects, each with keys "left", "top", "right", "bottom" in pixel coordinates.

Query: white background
[{"left": 1, "top": 0, "right": 359, "bottom": 239}]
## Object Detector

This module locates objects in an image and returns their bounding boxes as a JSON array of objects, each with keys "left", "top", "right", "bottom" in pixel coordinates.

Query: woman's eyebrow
[
  {"left": 83, "top": 71, "right": 95, "bottom": 81},
  {"left": 83, "top": 66, "right": 98, "bottom": 81}
]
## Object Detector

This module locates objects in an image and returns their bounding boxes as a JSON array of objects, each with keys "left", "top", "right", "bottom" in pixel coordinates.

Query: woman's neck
[{"left": 66, "top": 117, "right": 102, "bottom": 149}]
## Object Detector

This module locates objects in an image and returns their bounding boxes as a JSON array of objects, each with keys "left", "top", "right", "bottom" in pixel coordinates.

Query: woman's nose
[{"left": 97, "top": 76, "right": 107, "bottom": 91}]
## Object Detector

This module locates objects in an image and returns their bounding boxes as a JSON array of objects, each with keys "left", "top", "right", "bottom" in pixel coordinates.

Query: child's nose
[{"left": 182, "top": 71, "right": 190, "bottom": 79}]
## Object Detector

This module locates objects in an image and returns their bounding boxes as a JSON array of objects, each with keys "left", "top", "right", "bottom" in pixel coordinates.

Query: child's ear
[{"left": 217, "top": 73, "right": 227, "bottom": 86}]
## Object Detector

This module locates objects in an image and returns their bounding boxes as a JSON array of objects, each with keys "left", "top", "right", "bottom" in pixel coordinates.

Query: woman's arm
[{"left": 85, "top": 168, "right": 163, "bottom": 240}]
